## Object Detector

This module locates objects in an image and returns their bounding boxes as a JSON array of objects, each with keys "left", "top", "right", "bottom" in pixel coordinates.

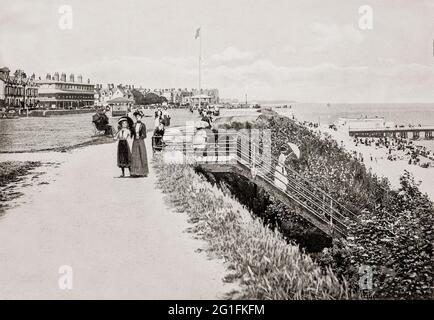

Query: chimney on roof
[
  {"left": 46, "top": 73, "right": 51, "bottom": 80},
  {"left": 87, "top": 78, "right": 90, "bottom": 84},
  {"left": 69, "top": 74, "right": 75, "bottom": 82},
  {"left": 60, "top": 73, "right": 66, "bottom": 82}
]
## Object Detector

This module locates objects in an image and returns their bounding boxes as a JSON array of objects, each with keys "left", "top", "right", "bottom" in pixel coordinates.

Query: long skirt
[
  {"left": 131, "top": 138, "right": 149, "bottom": 177},
  {"left": 117, "top": 140, "right": 131, "bottom": 168},
  {"left": 274, "top": 165, "right": 288, "bottom": 192}
]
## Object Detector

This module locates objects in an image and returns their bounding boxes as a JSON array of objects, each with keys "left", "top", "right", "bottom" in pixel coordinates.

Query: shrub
[{"left": 153, "top": 156, "right": 354, "bottom": 299}]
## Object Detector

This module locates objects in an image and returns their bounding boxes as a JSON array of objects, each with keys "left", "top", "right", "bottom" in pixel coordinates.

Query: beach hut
[{"left": 107, "top": 97, "right": 134, "bottom": 117}]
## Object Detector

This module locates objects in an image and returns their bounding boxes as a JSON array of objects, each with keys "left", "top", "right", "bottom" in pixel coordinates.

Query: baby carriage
[
  {"left": 152, "top": 134, "right": 165, "bottom": 153},
  {"left": 92, "top": 112, "right": 114, "bottom": 136}
]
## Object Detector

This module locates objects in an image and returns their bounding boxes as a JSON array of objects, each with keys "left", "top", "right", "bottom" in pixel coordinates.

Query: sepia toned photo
[{"left": 0, "top": 0, "right": 433, "bottom": 306}]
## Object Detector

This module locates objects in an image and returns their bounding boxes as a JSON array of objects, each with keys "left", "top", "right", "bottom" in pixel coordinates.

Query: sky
[{"left": 2, "top": 0, "right": 434, "bottom": 102}]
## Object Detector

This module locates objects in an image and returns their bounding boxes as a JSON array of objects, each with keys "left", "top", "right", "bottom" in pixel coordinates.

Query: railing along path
[{"left": 155, "top": 130, "right": 358, "bottom": 237}]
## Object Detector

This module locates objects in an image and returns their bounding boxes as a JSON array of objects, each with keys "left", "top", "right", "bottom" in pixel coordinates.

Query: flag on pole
[{"left": 195, "top": 27, "right": 201, "bottom": 39}]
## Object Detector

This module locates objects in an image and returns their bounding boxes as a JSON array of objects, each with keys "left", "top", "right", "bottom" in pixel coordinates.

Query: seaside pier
[{"left": 349, "top": 126, "right": 434, "bottom": 139}]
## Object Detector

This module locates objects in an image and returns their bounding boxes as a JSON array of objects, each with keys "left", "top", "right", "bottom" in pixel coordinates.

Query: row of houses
[
  {"left": 0, "top": 67, "right": 39, "bottom": 108},
  {"left": 94, "top": 84, "right": 220, "bottom": 107},
  {"left": 0, "top": 67, "right": 94, "bottom": 111},
  {"left": 1, "top": 66, "right": 220, "bottom": 111}
]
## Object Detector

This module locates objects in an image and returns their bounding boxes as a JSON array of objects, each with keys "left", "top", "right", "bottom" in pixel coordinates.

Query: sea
[
  {"left": 1, "top": 104, "right": 434, "bottom": 153},
  {"left": 273, "top": 103, "right": 434, "bottom": 126}
]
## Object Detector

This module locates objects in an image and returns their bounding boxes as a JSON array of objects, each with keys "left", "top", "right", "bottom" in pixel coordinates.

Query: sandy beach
[
  {"left": 0, "top": 139, "right": 236, "bottom": 299},
  {"left": 313, "top": 124, "right": 434, "bottom": 200},
  {"left": 274, "top": 108, "right": 434, "bottom": 200}
]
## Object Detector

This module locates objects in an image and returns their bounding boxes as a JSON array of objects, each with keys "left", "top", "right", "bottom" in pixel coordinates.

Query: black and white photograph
[{"left": 0, "top": 0, "right": 433, "bottom": 307}]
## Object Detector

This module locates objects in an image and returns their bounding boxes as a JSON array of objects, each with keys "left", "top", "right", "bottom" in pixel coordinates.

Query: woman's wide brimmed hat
[
  {"left": 118, "top": 116, "right": 134, "bottom": 128},
  {"left": 133, "top": 110, "right": 145, "bottom": 117}
]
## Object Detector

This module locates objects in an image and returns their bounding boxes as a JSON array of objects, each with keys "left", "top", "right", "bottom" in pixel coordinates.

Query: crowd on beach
[
  {"left": 295, "top": 118, "right": 434, "bottom": 169},
  {"left": 353, "top": 136, "right": 434, "bottom": 168}
]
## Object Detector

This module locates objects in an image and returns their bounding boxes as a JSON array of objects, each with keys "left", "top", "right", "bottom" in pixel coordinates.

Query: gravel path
[{"left": 0, "top": 139, "right": 235, "bottom": 299}]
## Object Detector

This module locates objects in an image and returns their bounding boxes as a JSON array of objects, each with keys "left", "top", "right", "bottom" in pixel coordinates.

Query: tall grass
[{"left": 154, "top": 156, "right": 354, "bottom": 299}]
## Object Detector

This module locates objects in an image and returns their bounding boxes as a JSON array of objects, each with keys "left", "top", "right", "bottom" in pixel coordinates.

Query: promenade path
[{"left": 0, "top": 139, "right": 235, "bottom": 299}]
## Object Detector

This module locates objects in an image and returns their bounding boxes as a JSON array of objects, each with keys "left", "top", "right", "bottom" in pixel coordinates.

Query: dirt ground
[{"left": 0, "top": 139, "right": 237, "bottom": 299}]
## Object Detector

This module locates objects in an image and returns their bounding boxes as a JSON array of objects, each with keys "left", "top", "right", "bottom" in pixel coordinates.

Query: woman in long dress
[
  {"left": 162, "top": 107, "right": 171, "bottom": 126},
  {"left": 274, "top": 146, "right": 289, "bottom": 192},
  {"left": 154, "top": 107, "right": 163, "bottom": 129},
  {"left": 131, "top": 110, "right": 149, "bottom": 177}
]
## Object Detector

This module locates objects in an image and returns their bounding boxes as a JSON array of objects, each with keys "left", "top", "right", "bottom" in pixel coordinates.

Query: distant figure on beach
[
  {"left": 131, "top": 110, "right": 149, "bottom": 177},
  {"left": 114, "top": 117, "right": 132, "bottom": 177}
]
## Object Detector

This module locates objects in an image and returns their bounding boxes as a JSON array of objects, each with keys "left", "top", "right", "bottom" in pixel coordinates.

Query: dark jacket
[{"left": 131, "top": 122, "right": 147, "bottom": 139}]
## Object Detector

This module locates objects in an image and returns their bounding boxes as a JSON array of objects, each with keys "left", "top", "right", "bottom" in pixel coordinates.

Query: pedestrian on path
[
  {"left": 154, "top": 107, "right": 163, "bottom": 129},
  {"left": 131, "top": 110, "right": 149, "bottom": 177},
  {"left": 114, "top": 117, "right": 133, "bottom": 177},
  {"left": 162, "top": 106, "right": 171, "bottom": 126},
  {"left": 152, "top": 120, "right": 165, "bottom": 153},
  {"left": 274, "top": 145, "right": 289, "bottom": 192}
]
